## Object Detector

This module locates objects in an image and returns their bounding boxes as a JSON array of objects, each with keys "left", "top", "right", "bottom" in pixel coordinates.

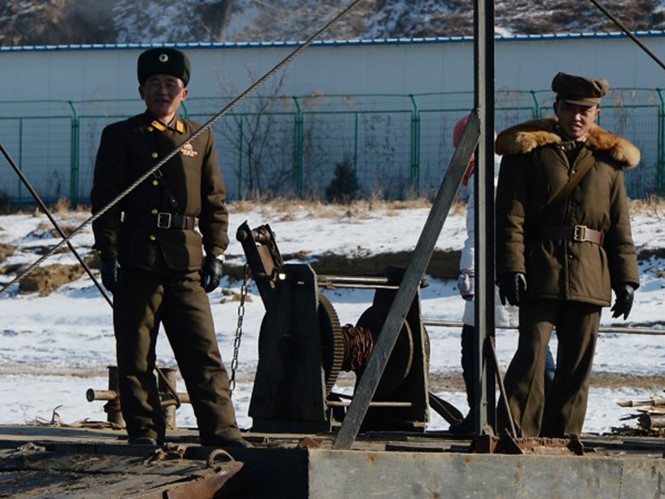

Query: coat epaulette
[{"left": 495, "top": 116, "right": 640, "bottom": 169}]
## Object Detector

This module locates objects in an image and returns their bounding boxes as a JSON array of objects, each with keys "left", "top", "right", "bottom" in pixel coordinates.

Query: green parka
[{"left": 495, "top": 117, "right": 640, "bottom": 307}]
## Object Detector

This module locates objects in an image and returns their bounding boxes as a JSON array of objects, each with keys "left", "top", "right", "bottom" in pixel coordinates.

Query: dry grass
[
  {"left": 630, "top": 195, "right": 665, "bottom": 219},
  {"left": 230, "top": 195, "right": 663, "bottom": 220},
  {"left": 2, "top": 195, "right": 662, "bottom": 221},
  {"left": 235, "top": 198, "right": 378, "bottom": 220},
  {"left": 227, "top": 196, "right": 470, "bottom": 222}
]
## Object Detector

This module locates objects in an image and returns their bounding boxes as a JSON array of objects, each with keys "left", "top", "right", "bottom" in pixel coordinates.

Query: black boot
[{"left": 449, "top": 413, "right": 475, "bottom": 434}]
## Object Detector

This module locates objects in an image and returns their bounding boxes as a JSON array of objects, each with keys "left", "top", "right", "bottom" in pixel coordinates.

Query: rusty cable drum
[{"left": 355, "top": 305, "right": 414, "bottom": 395}]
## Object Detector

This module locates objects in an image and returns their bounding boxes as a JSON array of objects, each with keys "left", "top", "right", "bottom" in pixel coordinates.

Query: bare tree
[{"left": 216, "top": 72, "right": 294, "bottom": 198}]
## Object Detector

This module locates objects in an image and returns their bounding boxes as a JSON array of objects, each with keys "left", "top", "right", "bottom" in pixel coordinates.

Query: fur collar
[{"left": 495, "top": 116, "right": 640, "bottom": 169}]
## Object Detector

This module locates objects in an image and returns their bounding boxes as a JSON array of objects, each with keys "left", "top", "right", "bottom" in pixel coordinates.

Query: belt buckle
[
  {"left": 157, "top": 212, "right": 172, "bottom": 229},
  {"left": 573, "top": 224, "right": 587, "bottom": 241}
]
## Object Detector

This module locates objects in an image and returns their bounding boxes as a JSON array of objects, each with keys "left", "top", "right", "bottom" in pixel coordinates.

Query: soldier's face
[
  {"left": 139, "top": 75, "right": 189, "bottom": 121},
  {"left": 554, "top": 100, "right": 599, "bottom": 141}
]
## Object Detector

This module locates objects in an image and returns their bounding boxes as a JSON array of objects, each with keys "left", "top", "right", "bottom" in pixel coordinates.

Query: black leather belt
[
  {"left": 121, "top": 211, "right": 197, "bottom": 230},
  {"left": 541, "top": 225, "right": 604, "bottom": 245}
]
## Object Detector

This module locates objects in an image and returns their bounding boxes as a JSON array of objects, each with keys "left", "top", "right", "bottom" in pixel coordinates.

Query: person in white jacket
[{"left": 449, "top": 115, "right": 554, "bottom": 434}]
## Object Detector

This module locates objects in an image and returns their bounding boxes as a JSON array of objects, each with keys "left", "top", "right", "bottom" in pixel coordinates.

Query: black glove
[
  {"left": 611, "top": 283, "right": 635, "bottom": 320},
  {"left": 201, "top": 256, "right": 223, "bottom": 293},
  {"left": 100, "top": 258, "right": 119, "bottom": 293},
  {"left": 497, "top": 272, "right": 527, "bottom": 306}
]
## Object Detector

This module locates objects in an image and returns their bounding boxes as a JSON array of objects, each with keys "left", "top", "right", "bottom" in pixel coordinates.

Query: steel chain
[{"left": 229, "top": 264, "right": 250, "bottom": 396}]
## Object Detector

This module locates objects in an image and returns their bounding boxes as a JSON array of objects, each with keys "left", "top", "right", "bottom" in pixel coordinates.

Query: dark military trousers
[
  {"left": 497, "top": 300, "right": 601, "bottom": 438},
  {"left": 113, "top": 266, "right": 241, "bottom": 444}
]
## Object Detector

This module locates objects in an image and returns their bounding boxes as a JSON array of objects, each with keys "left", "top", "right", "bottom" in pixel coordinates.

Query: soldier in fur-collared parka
[{"left": 494, "top": 72, "right": 640, "bottom": 439}]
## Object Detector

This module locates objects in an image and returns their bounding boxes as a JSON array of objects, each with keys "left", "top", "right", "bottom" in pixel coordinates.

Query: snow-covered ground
[{"left": 1, "top": 200, "right": 664, "bottom": 435}]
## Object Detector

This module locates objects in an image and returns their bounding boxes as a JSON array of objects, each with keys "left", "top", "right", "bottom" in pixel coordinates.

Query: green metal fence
[{"left": 0, "top": 89, "right": 662, "bottom": 205}]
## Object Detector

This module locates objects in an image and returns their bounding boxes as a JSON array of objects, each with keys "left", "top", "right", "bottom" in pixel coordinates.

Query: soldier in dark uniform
[
  {"left": 91, "top": 47, "right": 250, "bottom": 448},
  {"left": 494, "top": 73, "right": 640, "bottom": 439}
]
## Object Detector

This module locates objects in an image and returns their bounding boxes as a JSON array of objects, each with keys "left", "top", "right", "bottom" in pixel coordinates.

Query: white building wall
[
  {"left": 0, "top": 34, "right": 663, "bottom": 203},
  {"left": 1, "top": 33, "right": 664, "bottom": 101},
  {"left": 494, "top": 34, "right": 665, "bottom": 91}
]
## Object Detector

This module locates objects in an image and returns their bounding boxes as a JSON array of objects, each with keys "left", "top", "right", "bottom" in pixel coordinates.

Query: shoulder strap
[{"left": 546, "top": 159, "right": 594, "bottom": 207}]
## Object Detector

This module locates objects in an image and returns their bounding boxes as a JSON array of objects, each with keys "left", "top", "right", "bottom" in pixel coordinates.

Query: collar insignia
[{"left": 150, "top": 120, "right": 166, "bottom": 132}]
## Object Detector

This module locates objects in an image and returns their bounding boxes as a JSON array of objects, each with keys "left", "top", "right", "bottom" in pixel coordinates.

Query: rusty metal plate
[
  {"left": 0, "top": 446, "right": 244, "bottom": 498},
  {"left": 470, "top": 435, "right": 584, "bottom": 455}
]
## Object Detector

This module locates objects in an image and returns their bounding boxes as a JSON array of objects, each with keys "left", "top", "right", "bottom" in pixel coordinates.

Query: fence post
[
  {"left": 529, "top": 90, "right": 541, "bottom": 118},
  {"left": 292, "top": 96, "right": 304, "bottom": 197},
  {"left": 17, "top": 119, "right": 24, "bottom": 202},
  {"left": 409, "top": 94, "right": 421, "bottom": 197},
  {"left": 67, "top": 101, "right": 80, "bottom": 206},
  {"left": 237, "top": 120, "right": 244, "bottom": 200},
  {"left": 354, "top": 111, "right": 359, "bottom": 180},
  {"left": 657, "top": 89, "right": 665, "bottom": 196}
]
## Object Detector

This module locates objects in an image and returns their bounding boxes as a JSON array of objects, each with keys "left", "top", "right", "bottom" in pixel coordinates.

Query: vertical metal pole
[
  {"left": 354, "top": 111, "right": 359, "bottom": 180},
  {"left": 18, "top": 119, "right": 23, "bottom": 203},
  {"left": 238, "top": 120, "right": 244, "bottom": 200},
  {"left": 292, "top": 96, "right": 304, "bottom": 197},
  {"left": 473, "top": 0, "right": 497, "bottom": 435},
  {"left": 409, "top": 94, "right": 421, "bottom": 196},
  {"left": 657, "top": 89, "right": 665, "bottom": 195},
  {"left": 68, "top": 101, "right": 80, "bottom": 206}
]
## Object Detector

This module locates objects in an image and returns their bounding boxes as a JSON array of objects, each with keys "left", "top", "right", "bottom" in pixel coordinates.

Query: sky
[{"left": 0, "top": 201, "right": 664, "bottom": 436}]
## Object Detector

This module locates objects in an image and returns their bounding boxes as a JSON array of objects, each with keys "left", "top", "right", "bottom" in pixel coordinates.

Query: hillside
[{"left": 1, "top": 0, "right": 664, "bottom": 46}]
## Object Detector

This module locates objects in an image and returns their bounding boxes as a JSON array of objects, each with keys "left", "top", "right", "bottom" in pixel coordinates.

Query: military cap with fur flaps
[
  {"left": 495, "top": 117, "right": 640, "bottom": 169},
  {"left": 137, "top": 48, "right": 191, "bottom": 86},
  {"left": 551, "top": 72, "right": 609, "bottom": 106}
]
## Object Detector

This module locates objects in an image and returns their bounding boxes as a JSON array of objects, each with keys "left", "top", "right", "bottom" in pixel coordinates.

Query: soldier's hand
[
  {"left": 497, "top": 272, "right": 526, "bottom": 306},
  {"left": 611, "top": 283, "right": 635, "bottom": 320},
  {"left": 201, "top": 255, "right": 223, "bottom": 293},
  {"left": 101, "top": 258, "right": 120, "bottom": 293},
  {"left": 457, "top": 270, "right": 475, "bottom": 301}
]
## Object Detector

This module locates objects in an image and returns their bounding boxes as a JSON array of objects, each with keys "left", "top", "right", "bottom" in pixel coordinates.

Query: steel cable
[
  {"left": 589, "top": 0, "right": 665, "bottom": 72},
  {"left": 0, "top": 144, "right": 113, "bottom": 307}
]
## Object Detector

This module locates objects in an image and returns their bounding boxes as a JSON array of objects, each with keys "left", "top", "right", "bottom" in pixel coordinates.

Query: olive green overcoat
[
  {"left": 495, "top": 117, "right": 640, "bottom": 307},
  {"left": 91, "top": 111, "right": 228, "bottom": 272}
]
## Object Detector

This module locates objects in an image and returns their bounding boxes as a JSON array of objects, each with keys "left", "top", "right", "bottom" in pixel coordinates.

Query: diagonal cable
[
  {"left": 589, "top": 0, "right": 665, "bottom": 71},
  {"left": 0, "top": 0, "right": 365, "bottom": 297},
  {"left": 0, "top": 144, "right": 113, "bottom": 306}
]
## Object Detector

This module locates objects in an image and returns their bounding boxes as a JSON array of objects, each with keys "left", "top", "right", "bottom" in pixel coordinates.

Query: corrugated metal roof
[{"left": 2, "top": 30, "right": 664, "bottom": 52}]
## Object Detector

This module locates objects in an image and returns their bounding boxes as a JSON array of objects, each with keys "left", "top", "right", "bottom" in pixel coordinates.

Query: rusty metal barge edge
[{"left": 1, "top": 425, "right": 665, "bottom": 498}]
